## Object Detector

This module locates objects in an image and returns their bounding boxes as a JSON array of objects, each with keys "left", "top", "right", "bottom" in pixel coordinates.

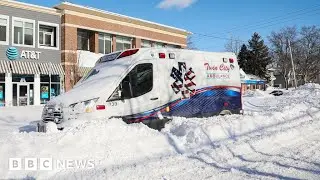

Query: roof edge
[
  {"left": 2, "top": 0, "right": 60, "bottom": 15},
  {"left": 54, "top": 1, "right": 191, "bottom": 34}
]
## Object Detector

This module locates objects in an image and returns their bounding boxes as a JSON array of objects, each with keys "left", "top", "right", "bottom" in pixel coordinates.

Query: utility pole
[{"left": 288, "top": 40, "right": 297, "bottom": 88}]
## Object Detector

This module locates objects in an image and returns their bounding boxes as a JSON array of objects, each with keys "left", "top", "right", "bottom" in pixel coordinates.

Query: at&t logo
[{"left": 6, "top": 47, "right": 19, "bottom": 60}]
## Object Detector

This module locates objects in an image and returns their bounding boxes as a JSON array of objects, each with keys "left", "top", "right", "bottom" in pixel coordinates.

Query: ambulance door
[{"left": 106, "top": 60, "right": 161, "bottom": 119}]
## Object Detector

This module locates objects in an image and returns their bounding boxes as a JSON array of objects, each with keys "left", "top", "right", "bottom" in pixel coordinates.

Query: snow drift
[{"left": 0, "top": 83, "right": 319, "bottom": 179}]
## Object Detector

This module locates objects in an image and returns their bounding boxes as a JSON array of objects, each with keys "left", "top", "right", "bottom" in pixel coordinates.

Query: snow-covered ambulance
[{"left": 37, "top": 48, "right": 243, "bottom": 132}]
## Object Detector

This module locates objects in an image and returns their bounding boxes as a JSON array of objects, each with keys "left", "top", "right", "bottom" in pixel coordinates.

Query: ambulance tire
[{"left": 146, "top": 118, "right": 172, "bottom": 131}]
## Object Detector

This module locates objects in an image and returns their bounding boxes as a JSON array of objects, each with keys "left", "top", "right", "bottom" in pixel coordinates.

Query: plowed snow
[{"left": 0, "top": 83, "right": 319, "bottom": 179}]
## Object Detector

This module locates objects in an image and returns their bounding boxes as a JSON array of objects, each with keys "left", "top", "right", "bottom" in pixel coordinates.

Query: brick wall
[
  {"left": 63, "top": 14, "right": 186, "bottom": 46},
  {"left": 62, "top": 13, "right": 187, "bottom": 91}
]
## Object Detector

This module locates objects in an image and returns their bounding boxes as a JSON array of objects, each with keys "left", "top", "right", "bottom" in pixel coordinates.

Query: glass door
[{"left": 18, "top": 84, "right": 29, "bottom": 106}]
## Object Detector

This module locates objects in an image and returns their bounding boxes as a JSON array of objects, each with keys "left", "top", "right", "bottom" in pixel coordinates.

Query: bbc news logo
[{"left": 9, "top": 158, "right": 95, "bottom": 171}]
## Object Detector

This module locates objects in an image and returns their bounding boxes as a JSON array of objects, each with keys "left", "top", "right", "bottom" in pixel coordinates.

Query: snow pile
[
  {"left": 243, "top": 89, "right": 273, "bottom": 97},
  {"left": 284, "top": 83, "right": 320, "bottom": 108},
  {"left": 0, "top": 117, "right": 176, "bottom": 179},
  {"left": 0, "top": 106, "right": 43, "bottom": 134},
  {"left": 77, "top": 50, "right": 104, "bottom": 68},
  {"left": 163, "top": 102, "right": 319, "bottom": 154},
  {"left": 287, "top": 83, "right": 320, "bottom": 97},
  {"left": 0, "top": 83, "right": 320, "bottom": 179},
  {"left": 164, "top": 83, "right": 320, "bottom": 155}
]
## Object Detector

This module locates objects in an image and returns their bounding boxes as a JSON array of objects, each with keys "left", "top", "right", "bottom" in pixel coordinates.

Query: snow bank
[
  {"left": 0, "top": 117, "right": 176, "bottom": 179},
  {"left": 286, "top": 83, "right": 320, "bottom": 97},
  {"left": 0, "top": 106, "right": 43, "bottom": 134},
  {"left": 243, "top": 89, "right": 274, "bottom": 97},
  {"left": 77, "top": 50, "right": 104, "bottom": 68},
  {"left": 164, "top": 83, "right": 320, "bottom": 154},
  {"left": 0, "top": 83, "right": 320, "bottom": 179}
]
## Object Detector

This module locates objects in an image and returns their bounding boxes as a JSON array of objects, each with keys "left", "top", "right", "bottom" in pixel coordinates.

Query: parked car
[{"left": 269, "top": 90, "right": 283, "bottom": 96}]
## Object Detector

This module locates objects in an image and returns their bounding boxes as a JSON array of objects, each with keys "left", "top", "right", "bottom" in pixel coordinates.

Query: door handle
[{"left": 150, "top": 97, "right": 159, "bottom": 100}]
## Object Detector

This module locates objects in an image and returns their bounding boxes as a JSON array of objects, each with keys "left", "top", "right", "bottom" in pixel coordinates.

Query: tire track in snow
[{"left": 183, "top": 110, "right": 320, "bottom": 180}]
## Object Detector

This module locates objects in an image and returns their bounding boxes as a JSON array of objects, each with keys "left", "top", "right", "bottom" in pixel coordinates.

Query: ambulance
[{"left": 37, "top": 48, "right": 243, "bottom": 132}]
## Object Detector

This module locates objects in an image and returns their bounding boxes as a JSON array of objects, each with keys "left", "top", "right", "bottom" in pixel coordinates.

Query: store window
[
  {"left": 13, "top": 17, "right": 35, "bottom": 46},
  {"left": 0, "top": 74, "right": 5, "bottom": 107},
  {"left": 141, "top": 40, "right": 152, "bottom": 48},
  {"left": 40, "top": 75, "right": 61, "bottom": 104},
  {"left": 39, "top": 22, "right": 58, "bottom": 48},
  {"left": 12, "top": 75, "right": 34, "bottom": 82},
  {"left": 0, "top": 15, "right": 9, "bottom": 44},
  {"left": 99, "top": 33, "right": 112, "bottom": 54},
  {"left": 77, "top": 29, "right": 91, "bottom": 51},
  {"left": 116, "top": 36, "right": 132, "bottom": 51}
]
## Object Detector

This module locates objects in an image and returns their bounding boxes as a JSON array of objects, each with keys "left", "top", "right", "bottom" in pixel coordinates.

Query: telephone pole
[{"left": 288, "top": 40, "right": 297, "bottom": 88}]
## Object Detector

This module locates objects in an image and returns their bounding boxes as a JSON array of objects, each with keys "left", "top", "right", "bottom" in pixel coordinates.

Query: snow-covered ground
[{"left": 0, "top": 84, "right": 319, "bottom": 179}]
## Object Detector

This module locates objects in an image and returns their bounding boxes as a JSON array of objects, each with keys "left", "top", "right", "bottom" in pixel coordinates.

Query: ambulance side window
[
  {"left": 107, "top": 63, "right": 153, "bottom": 101},
  {"left": 122, "top": 63, "right": 153, "bottom": 99}
]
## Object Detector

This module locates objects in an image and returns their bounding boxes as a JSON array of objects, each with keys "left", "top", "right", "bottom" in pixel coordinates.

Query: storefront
[
  {"left": 0, "top": 0, "right": 63, "bottom": 106},
  {"left": 0, "top": 60, "right": 64, "bottom": 107},
  {"left": 240, "top": 69, "right": 267, "bottom": 92}
]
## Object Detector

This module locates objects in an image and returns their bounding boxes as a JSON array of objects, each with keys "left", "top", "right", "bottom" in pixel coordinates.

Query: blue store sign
[{"left": 243, "top": 80, "right": 266, "bottom": 84}]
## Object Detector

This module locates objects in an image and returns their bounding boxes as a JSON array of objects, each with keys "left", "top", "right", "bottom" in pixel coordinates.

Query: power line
[
  {"left": 226, "top": 5, "right": 320, "bottom": 33},
  {"left": 194, "top": 5, "right": 320, "bottom": 39},
  {"left": 191, "top": 10, "right": 320, "bottom": 44},
  {"left": 192, "top": 33, "right": 246, "bottom": 43},
  {"left": 230, "top": 9, "right": 320, "bottom": 33}
]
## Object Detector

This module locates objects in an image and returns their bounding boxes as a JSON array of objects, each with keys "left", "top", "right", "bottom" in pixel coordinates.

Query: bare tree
[
  {"left": 296, "top": 25, "right": 320, "bottom": 83},
  {"left": 268, "top": 26, "right": 299, "bottom": 89},
  {"left": 65, "top": 50, "right": 82, "bottom": 89},
  {"left": 224, "top": 36, "right": 242, "bottom": 54},
  {"left": 186, "top": 35, "right": 197, "bottom": 50}
]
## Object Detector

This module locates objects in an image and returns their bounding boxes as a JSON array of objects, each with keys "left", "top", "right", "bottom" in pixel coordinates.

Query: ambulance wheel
[{"left": 219, "top": 110, "right": 232, "bottom": 116}]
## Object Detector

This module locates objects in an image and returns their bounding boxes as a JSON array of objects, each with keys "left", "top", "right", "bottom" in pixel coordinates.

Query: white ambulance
[{"left": 37, "top": 48, "right": 243, "bottom": 132}]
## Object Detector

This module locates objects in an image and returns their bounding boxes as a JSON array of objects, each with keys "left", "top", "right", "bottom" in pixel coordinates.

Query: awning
[
  {"left": 10, "top": 61, "right": 40, "bottom": 75},
  {"left": 78, "top": 67, "right": 92, "bottom": 77},
  {"left": 38, "top": 62, "right": 64, "bottom": 76},
  {"left": 0, "top": 60, "right": 11, "bottom": 73}
]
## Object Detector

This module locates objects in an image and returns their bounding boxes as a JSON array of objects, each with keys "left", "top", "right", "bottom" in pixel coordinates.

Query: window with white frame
[
  {"left": 141, "top": 40, "right": 152, "bottom": 48},
  {"left": 77, "top": 29, "right": 91, "bottom": 51},
  {"left": 13, "top": 17, "right": 35, "bottom": 46},
  {"left": 99, "top": 33, "right": 112, "bottom": 54},
  {"left": 116, "top": 36, "right": 132, "bottom": 51},
  {"left": 154, "top": 42, "right": 165, "bottom": 48},
  {"left": 0, "top": 15, "right": 9, "bottom": 44},
  {"left": 39, "top": 23, "right": 58, "bottom": 48},
  {"left": 166, "top": 44, "right": 180, "bottom": 49}
]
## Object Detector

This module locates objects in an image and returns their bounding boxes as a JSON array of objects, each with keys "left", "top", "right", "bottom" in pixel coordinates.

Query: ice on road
[{"left": 0, "top": 83, "right": 319, "bottom": 179}]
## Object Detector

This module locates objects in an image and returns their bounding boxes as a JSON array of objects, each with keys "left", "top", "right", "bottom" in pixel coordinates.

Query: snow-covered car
[
  {"left": 269, "top": 90, "right": 284, "bottom": 96},
  {"left": 37, "top": 48, "right": 243, "bottom": 133}
]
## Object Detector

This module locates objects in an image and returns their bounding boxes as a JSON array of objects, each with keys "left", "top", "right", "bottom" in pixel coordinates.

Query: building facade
[
  {"left": 0, "top": 0, "right": 190, "bottom": 106},
  {"left": 240, "top": 69, "right": 267, "bottom": 92},
  {"left": 0, "top": 0, "right": 64, "bottom": 107},
  {"left": 54, "top": 2, "right": 190, "bottom": 91}
]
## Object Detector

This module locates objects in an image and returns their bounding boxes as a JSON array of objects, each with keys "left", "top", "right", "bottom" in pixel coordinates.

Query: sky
[{"left": 19, "top": 0, "right": 320, "bottom": 52}]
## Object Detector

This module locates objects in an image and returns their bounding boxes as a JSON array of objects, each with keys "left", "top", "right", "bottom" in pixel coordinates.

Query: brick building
[
  {"left": 54, "top": 2, "right": 190, "bottom": 91},
  {"left": 0, "top": 0, "right": 190, "bottom": 106}
]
